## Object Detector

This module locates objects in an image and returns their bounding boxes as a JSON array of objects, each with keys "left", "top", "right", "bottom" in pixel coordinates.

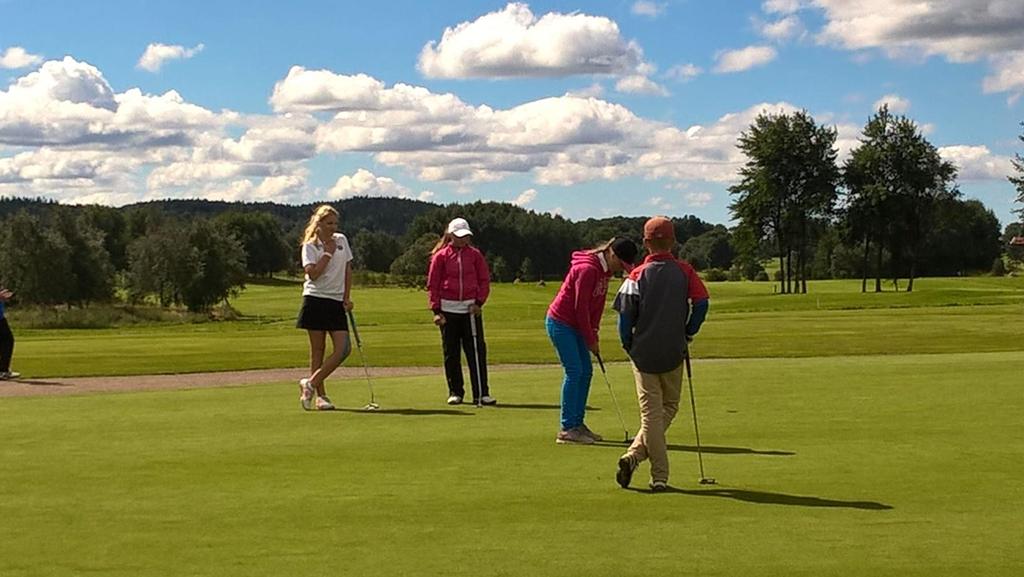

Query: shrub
[
  {"left": 704, "top": 268, "right": 728, "bottom": 282},
  {"left": 991, "top": 257, "right": 1007, "bottom": 277}
]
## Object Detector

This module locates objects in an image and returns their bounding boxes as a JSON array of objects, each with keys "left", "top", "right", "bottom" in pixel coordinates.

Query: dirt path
[{"left": 0, "top": 364, "right": 556, "bottom": 398}]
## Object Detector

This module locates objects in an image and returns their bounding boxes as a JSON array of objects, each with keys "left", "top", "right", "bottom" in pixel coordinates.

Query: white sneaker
[
  {"left": 315, "top": 396, "right": 335, "bottom": 411},
  {"left": 446, "top": 395, "right": 463, "bottom": 405},
  {"left": 299, "top": 378, "right": 314, "bottom": 411},
  {"left": 0, "top": 371, "right": 20, "bottom": 380},
  {"left": 479, "top": 395, "right": 497, "bottom": 406}
]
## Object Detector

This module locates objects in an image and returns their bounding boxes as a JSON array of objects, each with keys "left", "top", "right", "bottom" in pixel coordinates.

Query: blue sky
[{"left": 1, "top": 0, "right": 1022, "bottom": 227}]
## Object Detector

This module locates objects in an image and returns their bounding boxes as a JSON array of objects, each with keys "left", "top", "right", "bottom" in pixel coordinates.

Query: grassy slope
[
  {"left": 1, "top": 353, "right": 1022, "bottom": 576},
  {"left": 8, "top": 276, "right": 1024, "bottom": 377}
]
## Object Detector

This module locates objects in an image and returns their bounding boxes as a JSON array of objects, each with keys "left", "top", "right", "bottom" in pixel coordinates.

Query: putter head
[
  {"left": 699, "top": 477, "right": 717, "bottom": 485},
  {"left": 363, "top": 403, "right": 381, "bottom": 411}
]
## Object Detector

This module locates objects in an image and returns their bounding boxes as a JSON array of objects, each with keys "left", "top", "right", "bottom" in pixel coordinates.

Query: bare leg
[
  {"left": 309, "top": 330, "right": 351, "bottom": 395},
  {"left": 306, "top": 330, "right": 326, "bottom": 394}
]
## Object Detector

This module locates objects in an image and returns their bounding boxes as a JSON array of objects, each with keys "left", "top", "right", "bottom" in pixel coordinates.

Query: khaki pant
[{"left": 625, "top": 363, "right": 683, "bottom": 483}]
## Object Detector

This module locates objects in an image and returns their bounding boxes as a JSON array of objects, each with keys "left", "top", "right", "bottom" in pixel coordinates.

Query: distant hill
[{"left": 122, "top": 197, "right": 441, "bottom": 239}]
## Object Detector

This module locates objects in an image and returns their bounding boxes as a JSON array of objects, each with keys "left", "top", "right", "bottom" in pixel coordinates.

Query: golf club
[
  {"left": 469, "top": 313, "right": 484, "bottom": 407},
  {"left": 594, "top": 352, "right": 633, "bottom": 444},
  {"left": 684, "top": 353, "right": 716, "bottom": 485},
  {"left": 347, "top": 310, "right": 380, "bottom": 411}
]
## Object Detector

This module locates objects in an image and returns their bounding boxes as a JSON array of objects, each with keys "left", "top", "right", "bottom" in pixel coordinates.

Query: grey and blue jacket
[{"left": 613, "top": 253, "right": 709, "bottom": 374}]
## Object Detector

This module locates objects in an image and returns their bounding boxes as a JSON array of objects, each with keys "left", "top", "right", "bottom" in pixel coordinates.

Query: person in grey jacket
[{"left": 612, "top": 216, "right": 709, "bottom": 491}]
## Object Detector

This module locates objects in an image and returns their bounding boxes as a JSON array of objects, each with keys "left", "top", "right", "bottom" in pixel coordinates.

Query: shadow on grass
[
  {"left": 332, "top": 407, "right": 472, "bottom": 416},
  {"left": 667, "top": 444, "right": 795, "bottom": 456},
  {"left": 492, "top": 403, "right": 562, "bottom": 410},
  {"left": 7, "top": 379, "right": 73, "bottom": 387},
  {"left": 591, "top": 440, "right": 795, "bottom": 456},
  {"left": 627, "top": 486, "right": 892, "bottom": 510}
]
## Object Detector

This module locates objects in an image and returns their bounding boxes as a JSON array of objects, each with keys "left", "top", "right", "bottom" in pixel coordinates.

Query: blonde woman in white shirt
[{"left": 296, "top": 205, "right": 354, "bottom": 411}]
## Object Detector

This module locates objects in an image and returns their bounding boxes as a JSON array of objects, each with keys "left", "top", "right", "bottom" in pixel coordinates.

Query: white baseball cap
[{"left": 447, "top": 217, "right": 473, "bottom": 238}]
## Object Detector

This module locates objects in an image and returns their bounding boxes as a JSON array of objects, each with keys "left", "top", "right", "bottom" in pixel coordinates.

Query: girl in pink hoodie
[
  {"left": 546, "top": 237, "right": 638, "bottom": 444},
  {"left": 427, "top": 218, "right": 495, "bottom": 406}
]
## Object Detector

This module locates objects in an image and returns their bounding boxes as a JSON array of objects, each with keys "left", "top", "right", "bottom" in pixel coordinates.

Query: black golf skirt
[{"left": 296, "top": 295, "right": 349, "bottom": 331}]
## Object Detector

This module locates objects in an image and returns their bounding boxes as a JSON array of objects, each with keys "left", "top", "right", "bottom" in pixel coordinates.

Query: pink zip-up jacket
[
  {"left": 546, "top": 251, "right": 611, "bottom": 348},
  {"left": 427, "top": 244, "right": 491, "bottom": 313}
]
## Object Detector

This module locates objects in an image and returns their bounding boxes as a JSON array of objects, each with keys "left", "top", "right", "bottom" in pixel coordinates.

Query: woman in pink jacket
[
  {"left": 427, "top": 218, "right": 496, "bottom": 406},
  {"left": 546, "top": 237, "right": 638, "bottom": 444}
]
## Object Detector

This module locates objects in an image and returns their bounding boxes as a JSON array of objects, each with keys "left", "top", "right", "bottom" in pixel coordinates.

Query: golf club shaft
[
  {"left": 684, "top": 354, "right": 707, "bottom": 480},
  {"left": 595, "top": 352, "right": 630, "bottom": 441},
  {"left": 348, "top": 310, "right": 376, "bottom": 405},
  {"left": 469, "top": 313, "right": 483, "bottom": 405}
]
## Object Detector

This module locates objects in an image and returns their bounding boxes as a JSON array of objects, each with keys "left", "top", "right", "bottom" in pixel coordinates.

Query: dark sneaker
[
  {"left": 649, "top": 480, "right": 668, "bottom": 493},
  {"left": 616, "top": 455, "right": 637, "bottom": 488},
  {"left": 556, "top": 428, "right": 595, "bottom": 445},
  {"left": 579, "top": 424, "right": 603, "bottom": 442}
]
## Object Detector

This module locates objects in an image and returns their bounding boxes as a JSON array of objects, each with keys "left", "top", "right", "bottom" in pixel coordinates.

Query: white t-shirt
[{"left": 302, "top": 233, "right": 353, "bottom": 301}]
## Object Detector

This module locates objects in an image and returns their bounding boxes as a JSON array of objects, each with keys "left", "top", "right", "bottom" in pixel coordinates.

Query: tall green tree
[
  {"left": 729, "top": 110, "right": 839, "bottom": 293},
  {"left": 843, "top": 106, "right": 958, "bottom": 292},
  {"left": 0, "top": 211, "right": 75, "bottom": 305},
  {"left": 680, "top": 226, "right": 735, "bottom": 270},
  {"left": 389, "top": 233, "right": 439, "bottom": 287},
  {"left": 52, "top": 208, "right": 116, "bottom": 305},
  {"left": 125, "top": 218, "right": 246, "bottom": 311},
  {"left": 352, "top": 229, "right": 404, "bottom": 273},
  {"left": 216, "top": 211, "right": 289, "bottom": 277},
  {"left": 182, "top": 219, "right": 248, "bottom": 311},
  {"left": 1011, "top": 122, "right": 1024, "bottom": 223}
]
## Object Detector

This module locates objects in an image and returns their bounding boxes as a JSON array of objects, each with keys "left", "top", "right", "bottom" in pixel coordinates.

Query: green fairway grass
[
  {"left": 2, "top": 352, "right": 1022, "bottom": 576},
  {"left": 8, "top": 276, "right": 1024, "bottom": 377}
]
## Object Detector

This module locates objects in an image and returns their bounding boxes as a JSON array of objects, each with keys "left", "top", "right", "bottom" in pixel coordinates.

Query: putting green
[{"left": 1, "top": 351, "right": 1021, "bottom": 576}]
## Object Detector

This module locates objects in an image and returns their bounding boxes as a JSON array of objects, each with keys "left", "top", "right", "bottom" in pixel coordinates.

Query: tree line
[{"left": 730, "top": 106, "right": 1020, "bottom": 293}]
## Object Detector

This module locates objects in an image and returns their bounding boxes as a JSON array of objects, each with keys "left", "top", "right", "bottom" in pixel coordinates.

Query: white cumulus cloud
[
  {"left": 983, "top": 50, "right": 1024, "bottom": 104},
  {"left": 0, "top": 46, "right": 44, "bottom": 69},
  {"left": 810, "top": 1, "right": 1024, "bottom": 99},
  {"left": 137, "top": 43, "right": 205, "bottom": 72},
  {"left": 512, "top": 188, "right": 538, "bottom": 206},
  {"left": 714, "top": 46, "right": 777, "bottom": 73},
  {"left": 328, "top": 168, "right": 414, "bottom": 199},
  {"left": 417, "top": 2, "right": 653, "bottom": 81},
  {"left": 938, "top": 145, "right": 1015, "bottom": 181},
  {"left": 872, "top": 94, "right": 911, "bottom": 114}
]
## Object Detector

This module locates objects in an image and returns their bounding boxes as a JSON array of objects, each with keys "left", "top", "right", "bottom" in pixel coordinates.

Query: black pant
[
  {"left": 439, "top": 312, "right": 489, "bottom": 400},
  {"left": 0, "top": 317, "right": 13, "bottom": 372}
]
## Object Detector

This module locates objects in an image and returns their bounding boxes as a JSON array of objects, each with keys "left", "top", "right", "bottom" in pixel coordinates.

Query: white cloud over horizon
[
  {"left": 512, "top": 188, "right": 538, "bottom": 206},
  {"left": 0, "top": 55, "right": 1013, "bottom": 212}
]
